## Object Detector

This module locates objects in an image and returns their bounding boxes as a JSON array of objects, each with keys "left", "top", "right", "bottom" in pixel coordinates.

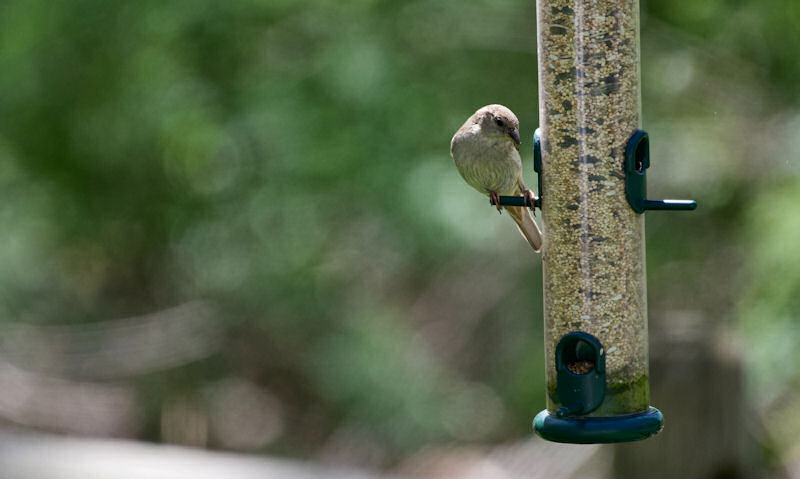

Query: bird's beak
[{"left": 508, "top": 129, "right": 521, "bottom": 147}]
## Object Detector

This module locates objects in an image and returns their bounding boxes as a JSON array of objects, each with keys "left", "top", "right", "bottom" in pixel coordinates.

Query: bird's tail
[{"left": 506, "top": 206, "right": 543, "bottom": 252}]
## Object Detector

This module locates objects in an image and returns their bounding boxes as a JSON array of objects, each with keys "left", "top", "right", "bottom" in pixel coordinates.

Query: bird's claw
[
  {"left": 523, "top": 189, "right": 537, "bottom": 216},
  {"left": 490, "top": 192, "right": 502, "bottom": 214}
]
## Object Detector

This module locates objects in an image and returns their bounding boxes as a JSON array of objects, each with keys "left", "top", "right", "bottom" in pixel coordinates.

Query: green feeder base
[{"left": 533, "top": 407, "right": 663, "bottom": 444}]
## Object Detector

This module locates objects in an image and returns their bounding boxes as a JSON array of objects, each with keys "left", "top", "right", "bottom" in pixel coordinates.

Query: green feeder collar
[{"left": 534, "top": 406, "right": 664, "bottom": 444}]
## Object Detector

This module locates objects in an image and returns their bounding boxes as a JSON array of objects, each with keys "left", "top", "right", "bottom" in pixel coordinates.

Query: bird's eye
[{"left": 495, "top": 118, "right": 504, "bottom": 127}]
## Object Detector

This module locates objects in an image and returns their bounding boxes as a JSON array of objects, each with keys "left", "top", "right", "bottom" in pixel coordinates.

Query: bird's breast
[{"left": 452, "top": 132, "right": 521, "bottom": 196}]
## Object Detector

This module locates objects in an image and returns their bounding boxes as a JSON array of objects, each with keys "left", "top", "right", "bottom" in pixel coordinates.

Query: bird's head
[{"left": 474, "top": 104, "right": 521, "bottom": 149}]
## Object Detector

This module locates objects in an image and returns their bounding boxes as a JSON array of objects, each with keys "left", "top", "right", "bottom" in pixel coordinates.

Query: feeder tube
[{"left": 537, "top": 0, "right": 649, "bottom": 416}]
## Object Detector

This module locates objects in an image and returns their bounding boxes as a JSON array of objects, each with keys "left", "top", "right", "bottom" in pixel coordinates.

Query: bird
[{"left": 450, "top": 104, "right": 543, "bottom": 252}]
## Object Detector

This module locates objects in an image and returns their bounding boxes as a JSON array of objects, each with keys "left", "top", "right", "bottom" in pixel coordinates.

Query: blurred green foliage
[{"left": 0, "top": 0, "right": 798, "bottom": 467}]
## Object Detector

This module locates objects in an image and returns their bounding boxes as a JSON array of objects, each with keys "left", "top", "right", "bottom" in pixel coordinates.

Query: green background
[{"left": 0, "top": 0, "right": 798, "bottom": 473}]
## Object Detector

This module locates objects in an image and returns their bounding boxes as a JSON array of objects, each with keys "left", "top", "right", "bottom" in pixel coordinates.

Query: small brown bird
[{"left": 450, "top": 104, "right": 543, "bottom": 252}]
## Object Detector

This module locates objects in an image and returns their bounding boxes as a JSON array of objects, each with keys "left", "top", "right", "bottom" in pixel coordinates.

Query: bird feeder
[{"left": 497, "top": 0, "right": 695, "bottom": 443}]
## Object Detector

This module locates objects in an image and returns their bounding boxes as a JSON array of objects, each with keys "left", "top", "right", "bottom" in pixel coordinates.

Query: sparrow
[{"left": 450, "top": 104, "right": 543, "bottom": 252}]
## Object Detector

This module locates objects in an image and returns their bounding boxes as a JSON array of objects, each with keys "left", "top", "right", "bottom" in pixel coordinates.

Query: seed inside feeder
[
  {"left": 566, "top": 360, "right": 595, "bottom": 375},
  {"left": 538, "top": 0, "right": 651, "bottom": 414}
]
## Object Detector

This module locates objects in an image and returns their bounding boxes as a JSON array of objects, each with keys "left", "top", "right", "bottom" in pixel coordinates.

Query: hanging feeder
[{"left": 496, "top": 0, "right": 695, "bottom": 443}]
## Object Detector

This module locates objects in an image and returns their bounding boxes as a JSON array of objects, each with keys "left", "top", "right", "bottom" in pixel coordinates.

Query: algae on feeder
[{"left": 536, "top": 0, "right": 650, "bottom": 415}]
